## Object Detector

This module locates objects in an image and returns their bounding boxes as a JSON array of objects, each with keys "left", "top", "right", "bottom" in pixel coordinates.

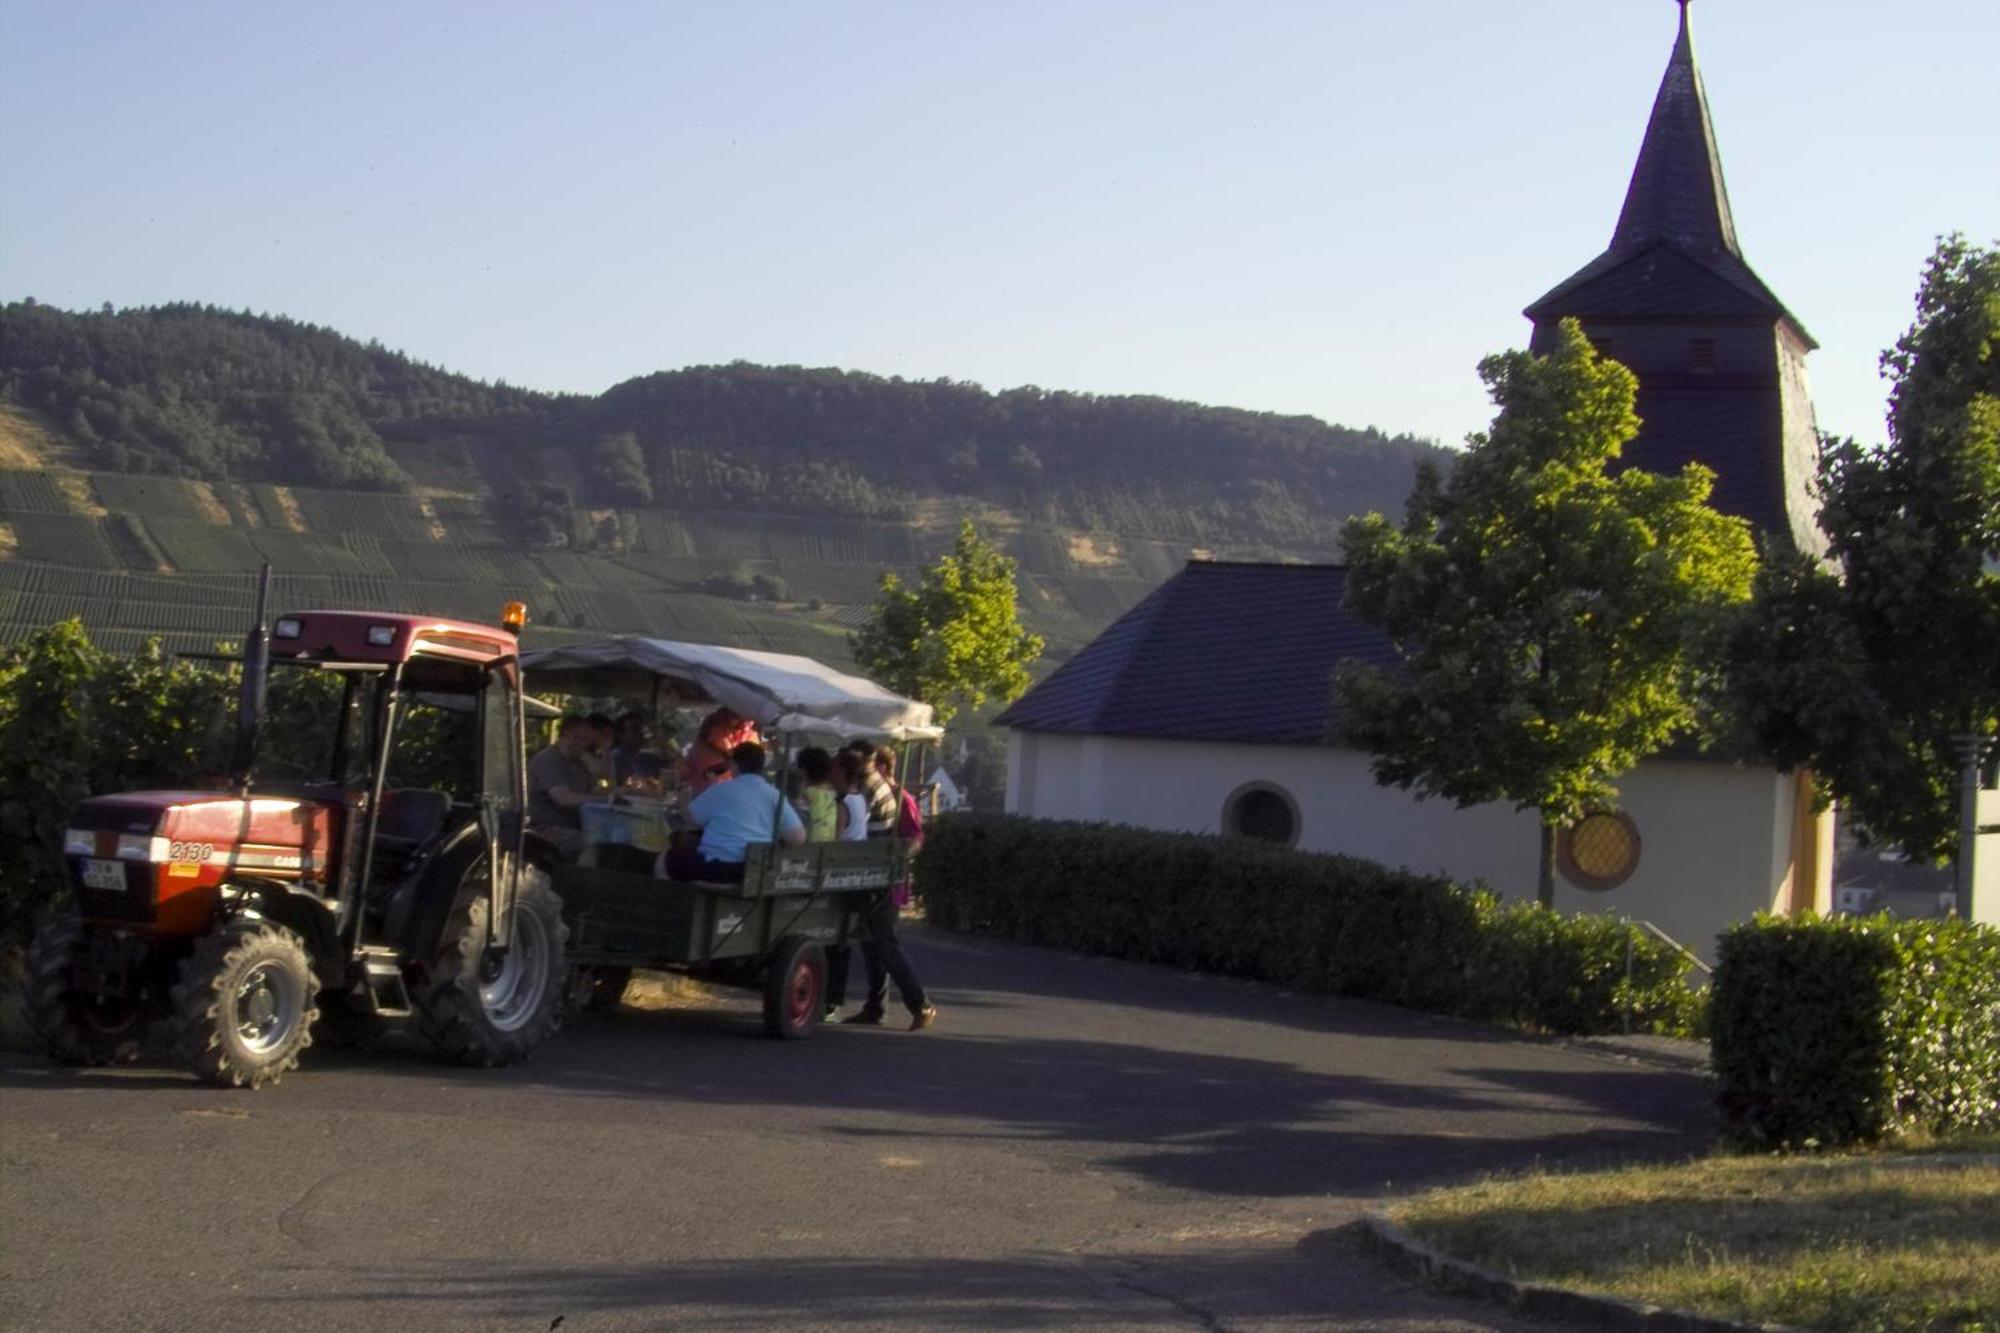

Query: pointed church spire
[{"left": 1609, "top": 0, "right": 1740, "bottom": 257}]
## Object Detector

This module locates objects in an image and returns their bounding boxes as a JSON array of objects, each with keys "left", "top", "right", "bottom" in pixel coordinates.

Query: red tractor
[{"left": 23, "top": 590, "right": 569, "bottom": 1087}]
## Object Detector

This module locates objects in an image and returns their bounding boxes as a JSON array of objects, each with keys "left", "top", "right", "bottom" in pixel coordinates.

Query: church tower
[{"left": 1525, "top": 2, "right": 1822, "bottom": 554}]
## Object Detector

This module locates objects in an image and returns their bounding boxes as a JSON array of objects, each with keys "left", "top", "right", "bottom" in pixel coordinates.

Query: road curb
[{"left": 1354, "top": 1213, "right": 1798, "bottom": 1333}]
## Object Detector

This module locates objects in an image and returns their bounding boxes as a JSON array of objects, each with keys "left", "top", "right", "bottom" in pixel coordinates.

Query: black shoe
[
  {"left": 842, "top": 1007, "right": 886, "bottom": 1025},
  {"left": 909, "top": 1004, "right": 938, "bottom": 1032}
]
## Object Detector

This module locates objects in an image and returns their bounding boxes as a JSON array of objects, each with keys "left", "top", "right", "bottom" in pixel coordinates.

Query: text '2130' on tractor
[{"left": 24, "top": 579, "right": 568, "bottom": 1087}]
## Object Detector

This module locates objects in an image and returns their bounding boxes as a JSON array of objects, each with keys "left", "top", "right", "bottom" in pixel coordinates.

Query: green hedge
[
  {"left": 920, "top": 813, "right": 1701, "bottom": 1037},
  {"left": 1712, "top": 914, "right": 2000, "bottom": 1148}
]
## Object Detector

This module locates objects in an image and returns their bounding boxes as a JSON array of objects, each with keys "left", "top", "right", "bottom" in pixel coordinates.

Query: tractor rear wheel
[
  {"left": 171, "top": 918, "right": 318, "bottom": 1089},
  {"left": 762, "top": 935, "right": 826, "bottom": 1040},
  {"left": 23, "top": 912, "right": 152, "bottom": 1066},
  {"left": 413, "top": 863, "right": 567, "bottom": 1066}
]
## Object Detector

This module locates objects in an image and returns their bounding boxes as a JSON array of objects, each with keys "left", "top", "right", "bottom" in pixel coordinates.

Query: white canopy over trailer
[{"left": 519, "top": 637, "right": 941, "bottom": 743}]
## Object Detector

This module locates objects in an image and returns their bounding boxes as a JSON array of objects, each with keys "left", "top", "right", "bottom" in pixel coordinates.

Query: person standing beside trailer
[{"left": 835, "top": 744, "right": 937, "bottom": 1031}]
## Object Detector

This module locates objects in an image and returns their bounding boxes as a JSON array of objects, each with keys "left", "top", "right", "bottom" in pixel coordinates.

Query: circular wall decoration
[
  {"left": 1557, "top": 810, "right": 1642, "bottom": 891},
  {"left": 1222, "top": 781, "right": 1300, "bottom": 848}
]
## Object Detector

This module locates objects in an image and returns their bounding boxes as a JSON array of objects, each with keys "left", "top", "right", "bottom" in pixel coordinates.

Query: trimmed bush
[
  {"left": 920, "top": 813, "right": 1700, "bottom": 1037},
  {"left": 1712, "top": 914, "right": 2000, "bottom": 1148}
]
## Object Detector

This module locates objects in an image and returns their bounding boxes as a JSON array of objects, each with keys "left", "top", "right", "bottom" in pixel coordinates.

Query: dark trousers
[
  {"left": 830, "top": 892, "right": 927, "bottom": 1015},
  {"left": 663, "top": 843, "right": 744, "bottom": 883}
]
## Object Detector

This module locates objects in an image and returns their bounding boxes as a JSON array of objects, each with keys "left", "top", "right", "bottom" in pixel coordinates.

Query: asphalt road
[{"left": 0, "top": 925, "right": 1711, "bottom": 1332}]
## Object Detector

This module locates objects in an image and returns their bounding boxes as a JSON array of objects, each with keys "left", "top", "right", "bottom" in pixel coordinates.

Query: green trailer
[{"left": 520, "top": 636, "right": 939, "bottom": 1039}]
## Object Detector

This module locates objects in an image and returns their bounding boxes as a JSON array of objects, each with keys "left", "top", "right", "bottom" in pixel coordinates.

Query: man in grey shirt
[{"left": 528, "top": 715, "right": 598, "bottom": 860}]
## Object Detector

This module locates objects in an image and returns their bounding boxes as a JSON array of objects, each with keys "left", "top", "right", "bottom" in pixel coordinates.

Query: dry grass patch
[
  {"left": 54, "top": 471, "right": 105, "bottom": 515},
  {"left": 1390, "top": 1151, "right": 2000, "bottom": 1332},
  {"left": 1067, "top": 533, "right": 1122, "bottom": 566},
  {"left": 0, "top": 404, "right": 62, "bottom": 468},
  {"left": 268, "top": 485, "right": 307, "bottom": 532},
  {"left": 619, "top": 969, "right": 727, "bottom": 1011}
]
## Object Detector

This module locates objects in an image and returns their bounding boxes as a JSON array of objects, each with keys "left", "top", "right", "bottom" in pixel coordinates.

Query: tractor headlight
[
  {"left": 366, "top": 624, "right": 397, "bottom": 647},
  {"left": 273, "top": 617, "right": 303, "bottom": 640}
]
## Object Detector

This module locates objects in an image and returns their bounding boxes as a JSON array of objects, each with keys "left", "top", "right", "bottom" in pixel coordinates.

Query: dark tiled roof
[
  {"left": 996, "top": 562, "right": 1396, "bottom": 744},
  {"left": 1621, "top": 381, "right": 1787, "bottom": 535},
  {"left": 1527, "top": 242, "right": 1790, "bottom": 324}
]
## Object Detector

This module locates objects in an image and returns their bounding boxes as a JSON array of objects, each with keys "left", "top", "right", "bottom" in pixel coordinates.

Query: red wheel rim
[{"left": 786, "top": 957, "right": 821, "bottom": 1029}]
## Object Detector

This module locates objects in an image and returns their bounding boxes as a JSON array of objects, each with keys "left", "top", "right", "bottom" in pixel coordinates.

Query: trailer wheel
[
  {"left": 413, "top": 862, "right": 567, "bottom": 1066},
  {"left": 762, "top": 935, "right": 826, "bottom": 1041},
  {"left": 23, "top": 912, "right": 151, "bottom": 1067},
  {"left": 566, "top": 965, "right": 632, "bottom": 1015},
  {"left": 171, "top": 918, "right": 318, "bottom": 1089}
]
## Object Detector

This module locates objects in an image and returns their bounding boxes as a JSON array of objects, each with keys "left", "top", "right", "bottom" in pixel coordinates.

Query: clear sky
[{"left": 2, "top": 1, "right": 1994, "bottom": 451}]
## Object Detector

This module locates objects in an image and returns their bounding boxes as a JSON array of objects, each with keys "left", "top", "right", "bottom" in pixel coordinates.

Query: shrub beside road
[
  {"left": 923, "top": 812, "right": 1703, "bottom": 1037},
  {"left": 1713, "top": 915, "right": 2000, "bottom": 1149}
]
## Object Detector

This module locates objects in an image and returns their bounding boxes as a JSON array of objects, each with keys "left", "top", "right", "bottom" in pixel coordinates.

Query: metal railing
[{"left": 1621, "top": 915, "right": 1711, "bottom": 1037}]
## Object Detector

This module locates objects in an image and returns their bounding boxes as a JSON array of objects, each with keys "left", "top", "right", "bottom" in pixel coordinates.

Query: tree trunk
[{"left": 1537, "top": 815, "right": 1556, "bottom": 908}]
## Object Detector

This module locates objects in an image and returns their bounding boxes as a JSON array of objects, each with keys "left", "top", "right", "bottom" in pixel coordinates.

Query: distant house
[{"left": 995, "top": 7, "right": 1838, "bottom": 962}]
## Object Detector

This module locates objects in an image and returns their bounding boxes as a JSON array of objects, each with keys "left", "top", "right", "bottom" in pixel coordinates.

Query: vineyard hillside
[{"left": 0, "top": 301, "right": 1446, "bottom": 669}]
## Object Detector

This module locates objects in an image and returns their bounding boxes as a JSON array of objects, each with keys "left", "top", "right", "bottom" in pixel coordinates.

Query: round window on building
[
  {"left": 1222, "top": 782, "right": 1300, "bottom": 848},
  {"left": 1557, "top": 810, "right": 1642, "bottom": 891}
]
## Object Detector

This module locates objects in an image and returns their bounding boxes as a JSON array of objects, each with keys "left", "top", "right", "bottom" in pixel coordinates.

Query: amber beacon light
[{"left": 501, "top": 600, "right": 528, "bottom": 635}]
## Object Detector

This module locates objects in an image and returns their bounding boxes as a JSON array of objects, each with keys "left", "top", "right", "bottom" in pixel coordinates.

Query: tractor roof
[{"left": 271, "top": 610, "right": 518, "bottom": 667}]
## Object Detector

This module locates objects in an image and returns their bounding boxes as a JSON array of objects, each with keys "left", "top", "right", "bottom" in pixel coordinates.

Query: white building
[{"left": 999, "top": 562, "right": 1830, "bottom": 964}]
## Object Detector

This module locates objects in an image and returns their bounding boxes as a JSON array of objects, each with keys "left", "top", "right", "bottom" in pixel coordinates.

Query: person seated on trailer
[
  {"left": 578, "top": 712, "right": 616, "bottom": 789},
  {"left": 610, "top": 709, "right": 667, "bottom": 791},
  {"left": 832, "top": 749, "right": 872, "bottom": 841},
  {"left": 841, "top": 738, "right": 897, "bottom": 836},
  {"left": 663, "top": 740, "right": 804, "bottom": 883},
  {"left": 677, "top": 707, "right": 759, "bottom": 799},
  {"left": 795, "top": 746, "right": 839, "bottom": 842},
  {"left": 527, "top": 714, "right": 598, "bottom": 861}
]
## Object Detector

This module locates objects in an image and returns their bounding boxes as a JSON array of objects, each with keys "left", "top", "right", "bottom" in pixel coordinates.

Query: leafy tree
[
  {"left": 497, "top": 482, "right": 572, "bottom": 548},
  {"left": 853, "top": 519, "right": 1044, "bottom": 726},
  {"left": 1338, "top": 319, "right": 1758, "bottom": 904},
  {"left": 587, "top": 431, "right": 653, "bottom": 505},
  {"left": 1730, "top": 236, "right": 1999, "bottom": 861},
  {"left": 0, "top": 622, "right": 233, "bottom": 941}
]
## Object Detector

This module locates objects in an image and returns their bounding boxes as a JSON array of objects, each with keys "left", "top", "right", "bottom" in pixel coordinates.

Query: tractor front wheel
[
  {"left": 171, "top": 919, "right": 318, "bottom": 1089},
  {"left": 762, "top": 935, "right": 826, "bottom": 1041},
  {"left": 413, "top": 864, "right": 567, "bottom": 1066},
  {"left": 23, "top": 912, "right": 152, "bottom": 1066}
]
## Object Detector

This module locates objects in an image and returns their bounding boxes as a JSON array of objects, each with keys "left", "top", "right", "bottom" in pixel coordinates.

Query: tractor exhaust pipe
[{"left": 231, "top": 563, "right": 273, "bottom": 790}]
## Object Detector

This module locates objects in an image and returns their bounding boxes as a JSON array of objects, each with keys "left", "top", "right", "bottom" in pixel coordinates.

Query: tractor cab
[{"left": 28, "top": 594, "right": 570, "bottom": 1088}]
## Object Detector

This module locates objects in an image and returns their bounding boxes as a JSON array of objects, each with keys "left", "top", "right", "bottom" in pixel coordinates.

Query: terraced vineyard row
[{"left": 0, "top": 470, "right": 75, "bottom": 513}]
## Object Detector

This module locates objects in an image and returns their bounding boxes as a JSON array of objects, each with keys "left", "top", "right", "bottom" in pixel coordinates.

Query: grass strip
[{"left": 1389, "top": 1150, "right": 2000, "bottom": 1332}]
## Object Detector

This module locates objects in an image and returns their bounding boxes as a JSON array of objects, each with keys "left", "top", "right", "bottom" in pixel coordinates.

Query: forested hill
[
  {"left": 0, "top": 301, "right": 551, "bottom": 488},
  {"left": 1, "top": 301, "right": 1443, "bottom": 547}
]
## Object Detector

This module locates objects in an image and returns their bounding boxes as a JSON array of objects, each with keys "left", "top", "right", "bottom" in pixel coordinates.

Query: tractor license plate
[{"left": 82, "top": 858, "right": 126, "bottom": 892}]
